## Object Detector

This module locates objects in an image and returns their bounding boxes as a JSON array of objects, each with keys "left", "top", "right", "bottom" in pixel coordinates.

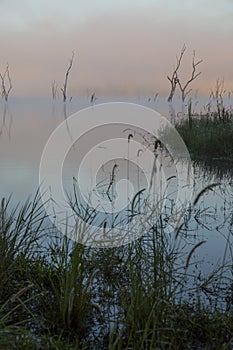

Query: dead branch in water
[
  {"left": 177, "top": 50, "right": 202, "bottom": 102},
  {"left": 167, "top": 44, "right": 186, "bottom": 102},
  {"left": 61, "top": 52, "right": 74, "bottom": 102},
  {"left": 167, "top": 46, "right": 202, "bottom": 103},
  {"left": 0, "top": 64, "right": 12, "bottom": 101}
]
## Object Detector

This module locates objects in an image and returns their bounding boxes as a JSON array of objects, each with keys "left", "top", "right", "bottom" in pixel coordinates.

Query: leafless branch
[
  {"left": 167, "top": 44, "right": 186, "bottom": 102},
  {"left": 0, "top": 64, "right": 13, "bottom": 101},
  {"left": 61, "top": 52, "right": 74, "bottom": 102},
  {"left": 211, "top": 79, "right": 226, "bottom": 120},
  {"left": 177, "top": 50, "right": 202, "bottom": 102}
]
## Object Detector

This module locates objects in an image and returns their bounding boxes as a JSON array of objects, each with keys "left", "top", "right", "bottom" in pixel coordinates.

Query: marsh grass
[
  {"left": 175, "top": 107, "right": 233, "bottom": 158},
  {"left": 0, "top": 189, "right": 233, "bottom": 349}
]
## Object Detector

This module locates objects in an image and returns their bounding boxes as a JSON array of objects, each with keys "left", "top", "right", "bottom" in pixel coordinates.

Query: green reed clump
[
  {"left": 108, "top": 225, "right": 233, "bottom": 349},
  {"left": 0, "top": 194, "right": 94, "bottom": 348},
  {"left": 0, "top": 190, "right": 233, "bottom": 349},
  {"left": 0, "top": 191, "right": 48, "bottom": 348},
  {"left": 176, "top": 114, "right": 233, "bottom": 158},
  {"left": 40, "top": 238, "right": 93, "bottom": 337}
]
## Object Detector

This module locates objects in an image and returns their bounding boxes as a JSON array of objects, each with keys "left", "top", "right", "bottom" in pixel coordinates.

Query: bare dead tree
[
  {"left": 211, "top": 79, "right": 228, "bottom": 120},
  {"left": 90, "top": 92, "right": 97, "bottom": 104},
  {"left": 187, "top": 97, "right": 193, "bottom": 129},
  {"left": 167, "top": 45, "right": 186, "bottom": 102},
  {"left": 148, "top": 92, "right": 159, "bottom": 102},
  {"left": 153, "top": 92, "right": 159, "bottom": 102},
  {"left": 61, "top": 52, "right": 74, "bottom": 102},
  {"left": 51, "top": 80, "right": 58, "bottom": 100},
  {"left": 177, "top": 50, "right": 202, "bottom": 102},
  {"left": 0, "top": 64, "right": 12, "bottom": 101}
]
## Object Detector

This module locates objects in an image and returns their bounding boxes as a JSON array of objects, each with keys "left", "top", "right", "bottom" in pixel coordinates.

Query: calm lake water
[{"left": 1, "top": 97, "right": 233, "bottom": 282}]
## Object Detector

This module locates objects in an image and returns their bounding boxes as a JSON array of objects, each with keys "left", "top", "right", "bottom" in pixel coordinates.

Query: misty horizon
[{"left": 0, "top": 0, "right": 232, "bottom": 98}]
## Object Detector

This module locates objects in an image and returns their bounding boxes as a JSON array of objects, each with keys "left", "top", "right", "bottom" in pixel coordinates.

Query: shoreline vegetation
[
  {"left": 0, "top": 47, "right": 233, "bottom": 348},
  {"left": 0, "top": 189, "right": 233, "bottom": 349},
  {"left": 175, "top": 109, "right": 233, "bottom": 159}
]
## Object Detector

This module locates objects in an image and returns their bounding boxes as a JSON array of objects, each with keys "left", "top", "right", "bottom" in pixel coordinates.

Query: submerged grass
[{"left": 0, "top": 191, "right": 233, "bottom": 349}]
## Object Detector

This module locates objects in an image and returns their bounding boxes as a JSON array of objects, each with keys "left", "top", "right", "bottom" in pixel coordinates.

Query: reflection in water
[
  {"left": 0, "top": 99, "right": 233, "bottom": 300},
  {"left": 172, "top": 162, "right": 233, "bottom": 308},
  {"left": 63, "top": 101, "right": 76, "bottom": 150},
  {"left": 193, "top": 158, "right": 233, "bottom": 180},
  {"left": 0, "top": 102, "right": 13, "bottom": 138}
]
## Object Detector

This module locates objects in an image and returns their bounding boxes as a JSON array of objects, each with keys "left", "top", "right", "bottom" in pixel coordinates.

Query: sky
[{"left": 0, "top": 0, "right": 232, "bottom": 98}]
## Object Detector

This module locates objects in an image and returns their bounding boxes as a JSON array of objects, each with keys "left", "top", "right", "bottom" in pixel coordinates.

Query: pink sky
[{"left": 0, "top": 2, "right": 232, "bottom": 98}]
